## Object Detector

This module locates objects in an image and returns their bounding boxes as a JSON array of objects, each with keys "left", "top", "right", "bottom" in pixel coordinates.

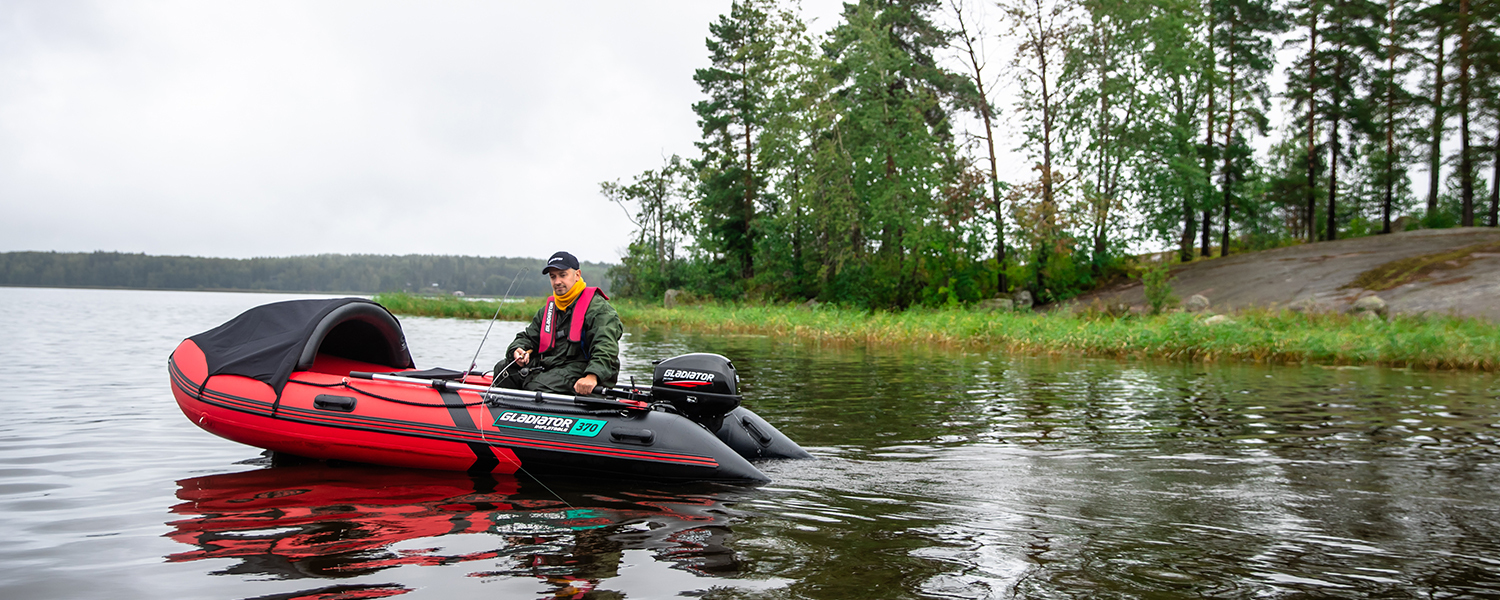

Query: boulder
[
  {"left": 1288, "top": 298, "right": 1317, "bottom": 313},
  {"left": 977, "top": 297, "right": 1014, "bottom": 311},
  {"left": 1184, "top": 294, "right": 1211, "bottom": 313},
  {"left": 1392, "top": 215, "right": 1416, "bottom": 232},
  {"left": 797, "top": 298, "right": 822, "bottom": 311},
  {"left": 1351, "top": 295, "right": 1388, "bottom": 318},
  {"left": 1014, "top": 290, "right": 1034, "bottom": 311},
  {"left": 1202, "top": 314, "right": 1234, "bottom": 326}
]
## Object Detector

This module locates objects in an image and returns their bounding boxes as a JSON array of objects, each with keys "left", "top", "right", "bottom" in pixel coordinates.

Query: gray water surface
[{"left": 1, "top": 287, "right": 1497, "bottom": 599}]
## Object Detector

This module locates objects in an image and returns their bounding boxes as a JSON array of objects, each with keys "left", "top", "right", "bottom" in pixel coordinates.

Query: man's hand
[
  {"left": 574, "top": 373, "right": 599, "bottom": 395},
  {"left": 512, "top": 348, "right": 531, "bottom": 367}
]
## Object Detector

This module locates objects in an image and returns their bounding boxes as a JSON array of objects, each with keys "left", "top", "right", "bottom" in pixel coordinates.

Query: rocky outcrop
[
  {"left": 1014, "top": 290, "right": 1034, "bottom": 311},
  {"left": 1351, "top": 295, "right": 1388, "bottom": 318},
  {"left": 1059, "top": 228, "right": 1500, "bottom": 321},
  {"left": 1202, "top": 314, "right": 1234, "bottom": 326},
  {"left": 977, "top": 297, "right": 1014, "bottom": 311}
]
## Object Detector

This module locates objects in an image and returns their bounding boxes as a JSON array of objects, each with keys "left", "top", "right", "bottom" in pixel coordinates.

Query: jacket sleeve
[
  {"left": 583, "top": 302, "right": 623, "bottom": 384},
  {"left": 498, "top": 305, "right": 545, "bottom": 371}
]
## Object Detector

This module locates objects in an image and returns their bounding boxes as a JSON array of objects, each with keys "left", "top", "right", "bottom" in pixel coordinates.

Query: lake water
[{"left": 1, "top": 287, "right": 1497, "bottom": 599}]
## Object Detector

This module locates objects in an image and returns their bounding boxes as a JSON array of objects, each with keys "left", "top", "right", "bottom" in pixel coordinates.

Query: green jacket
[{"left": 499, "top": 293, "right": 623, "bottom": 395}]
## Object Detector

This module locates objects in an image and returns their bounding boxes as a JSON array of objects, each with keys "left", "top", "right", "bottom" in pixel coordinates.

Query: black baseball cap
[{"left": 543, "top": 251, "right": 580, "bottom": 273}]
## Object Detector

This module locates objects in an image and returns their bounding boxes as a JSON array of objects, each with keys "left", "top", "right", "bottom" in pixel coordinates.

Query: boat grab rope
[
  {"left": 345, "top": 381, "right": 490, "bottom": 407},
  {"left": 286, "top": 378, "right": 489, "bottom": 408}
]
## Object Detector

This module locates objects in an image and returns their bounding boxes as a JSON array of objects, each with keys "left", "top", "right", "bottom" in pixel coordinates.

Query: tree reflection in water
[{"left": 165, "top": 461, "right": 741, "bottom": 598}]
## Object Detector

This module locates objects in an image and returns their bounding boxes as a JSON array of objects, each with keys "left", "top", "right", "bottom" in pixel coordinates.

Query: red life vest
[{"left": 537, "top": 287, "right": 608, "bottom": 354}]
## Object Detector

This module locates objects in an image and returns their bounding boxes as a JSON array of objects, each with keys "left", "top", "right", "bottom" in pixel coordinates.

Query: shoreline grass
[{"left": 373, "top": 293, "right": 1500, "bottom": 371}]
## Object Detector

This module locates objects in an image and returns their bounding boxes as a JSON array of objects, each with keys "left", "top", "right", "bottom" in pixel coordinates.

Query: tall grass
[
  {"left": 375, "top": 293, "right": 541, "bottom": 321},
  {"left": 373, "top": 293, "right": 1500, "bottom": 371}
]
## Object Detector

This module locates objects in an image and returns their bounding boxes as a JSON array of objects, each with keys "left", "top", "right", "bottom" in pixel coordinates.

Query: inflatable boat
[{"left": 168, "top": 298, "right": 808, "bottom": 483}]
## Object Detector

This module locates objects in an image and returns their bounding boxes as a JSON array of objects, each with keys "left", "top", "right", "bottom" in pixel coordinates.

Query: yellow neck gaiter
[{"left": 553, "top": 279, "right": 587, "bottom": 311}]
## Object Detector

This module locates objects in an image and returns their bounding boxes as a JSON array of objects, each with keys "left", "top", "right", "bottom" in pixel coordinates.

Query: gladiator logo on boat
[
  {"left": 494, "top": 411, "right": 605, "bottom": 437},
  {"left": 662, "top": 369, "right": 714, "bottom": 382}
]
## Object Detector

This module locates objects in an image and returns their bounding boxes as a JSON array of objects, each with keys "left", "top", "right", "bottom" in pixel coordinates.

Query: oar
[{"left": 347, "top": 371, "right": 649, "bottom": 411}]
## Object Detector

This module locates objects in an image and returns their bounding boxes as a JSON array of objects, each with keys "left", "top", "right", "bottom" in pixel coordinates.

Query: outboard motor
[
  {"left": 636, "top": 352, "right": 811, "bottom": 462},
  {"left": 650, "top": 353, "right": 741, "bottom": 427}
]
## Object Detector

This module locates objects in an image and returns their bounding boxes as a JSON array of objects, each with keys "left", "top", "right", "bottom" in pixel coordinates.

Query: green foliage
[
  {"left": 692, "top": 0, "right": 780, "bottom": 285},
  {"left": 0, "top": 251, "right": 608, "bottom": 296},
  {"left": 602, "top": 155, "right": 696, "bottom": 300},
  {"left": 1421, "top": 204, "right": 1460, "bottom": 229},
  {"left": 373, "top": 292, "right": 541, "bottom": 321},
  {"left": 380, "top": 294, "right": 1500, "bottom": 372},
  {"left": 610, "top": 0, "right": 983, "bottom": 309},
  {"left": 599, "top": 0, "right": 1499, "bottom": 312},
  {"left": 1141, "top": 261, "right": 1178, "bottom": 315}
]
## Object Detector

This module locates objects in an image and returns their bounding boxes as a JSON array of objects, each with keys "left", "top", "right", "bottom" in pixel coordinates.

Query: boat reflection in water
[{"left": 165, "top": 461, "right": 745, "bottom": 598}]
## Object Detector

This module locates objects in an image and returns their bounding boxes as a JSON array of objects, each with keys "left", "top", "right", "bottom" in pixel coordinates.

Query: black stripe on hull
[
  {"left": 438, "top": 387, "right": 504, "bottom": 474},
  {"left": 169, "top": 358, "right": 726, "bottom": 474}
]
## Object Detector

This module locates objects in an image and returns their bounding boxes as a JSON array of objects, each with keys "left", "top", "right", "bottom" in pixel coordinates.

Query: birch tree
[{"left": 1001, "top": 0, "right": 1081, "bottom": 298}]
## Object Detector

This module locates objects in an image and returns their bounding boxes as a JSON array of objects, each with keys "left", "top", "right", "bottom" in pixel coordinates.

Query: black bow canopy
[{"left": 187, "top": 297, "right": 414, "bottom": 394}]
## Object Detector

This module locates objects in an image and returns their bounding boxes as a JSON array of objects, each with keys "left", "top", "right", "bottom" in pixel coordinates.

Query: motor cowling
[{"left": 650, "top": 353, "right": 741, "bottom": 421}]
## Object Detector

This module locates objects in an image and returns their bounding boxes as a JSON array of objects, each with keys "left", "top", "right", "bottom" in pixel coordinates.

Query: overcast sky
[{"left": 0, "top": 1, "right": 851, "bottom": 263}]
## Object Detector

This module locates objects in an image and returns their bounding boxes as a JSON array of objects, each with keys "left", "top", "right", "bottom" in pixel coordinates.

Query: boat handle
[
  {"left": 610, "top": 428, "right": 655, "bottom": 445},
  {"left": 314, "top": 394, "right": 357, "bottom": 412}
]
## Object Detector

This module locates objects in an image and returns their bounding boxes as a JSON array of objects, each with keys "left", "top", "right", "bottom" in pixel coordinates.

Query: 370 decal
[{"left": 494, "top": 411, "right": 606, "bottom": 438}]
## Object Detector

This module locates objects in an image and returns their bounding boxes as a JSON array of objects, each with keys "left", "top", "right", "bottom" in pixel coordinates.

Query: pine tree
[
  {"left": 1209, "top": 0, "right": 1286, "bottom": 254},
  {"left": 1321, "top": 0, "right": 1383, "bottom": 240},
  {"left": 1413, "top": 0, "right": 1456, "bottom": 219},
  {"left": 1454, "top": 0, "right": 1476, "bottom": 225},
  {"left": 1149, "top": 0, "right": 1215, "bottom": 262},
  {"left": 1284, "top": 0, "right": 1331, "bottom": 241},
  {"left": 1200, "top": 0, "right": 1221, "bottom": 256},
  {"left": 1367, "top": 0, "right": 1420, "bottom": 233},
  {"left": 1481, "top": 0, "right": 1500, "bottom": 226},
  {"left": 822, "top": 0, "right": 961, "bottom": 307},
  {"left": 693, "top": 0, "right": 779, "bottom": 287},
  {"left": 744, "top": 3, "right": 823, "bottom": 298}
]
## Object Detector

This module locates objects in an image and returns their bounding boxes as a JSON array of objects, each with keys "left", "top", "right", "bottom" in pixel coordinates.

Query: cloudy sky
[{"left": 0, "top": 1, "right": 849, "bottom": 263}]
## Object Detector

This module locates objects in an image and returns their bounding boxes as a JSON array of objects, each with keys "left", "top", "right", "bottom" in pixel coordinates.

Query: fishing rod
[
  {"left": 462, "top": 268, "right": 529, "bottom": 379},
  {"left": 346, "top": 371, "right": 649, "bottom": 411}
]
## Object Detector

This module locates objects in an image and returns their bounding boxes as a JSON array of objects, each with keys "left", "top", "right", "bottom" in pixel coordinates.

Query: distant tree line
[
  {"left": 0, "top": 251, "right": 613, "bottom": 297},
  {"left": 603, "top": 0, "right": 1500, "bottom": 308}
]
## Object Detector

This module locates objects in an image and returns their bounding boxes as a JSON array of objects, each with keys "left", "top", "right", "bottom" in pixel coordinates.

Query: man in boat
[{"left": 493, "top": 251, "right": 623, "bottom": 396}]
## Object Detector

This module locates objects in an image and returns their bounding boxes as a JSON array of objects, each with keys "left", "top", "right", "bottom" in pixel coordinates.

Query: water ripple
[{"left": 2, "top": 288, "right": 1499, "bottom": 599}]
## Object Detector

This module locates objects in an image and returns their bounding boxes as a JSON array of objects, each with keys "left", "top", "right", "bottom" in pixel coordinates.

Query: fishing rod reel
[{"left": 604, "top": 353, "right": 743, "bottom": 429}]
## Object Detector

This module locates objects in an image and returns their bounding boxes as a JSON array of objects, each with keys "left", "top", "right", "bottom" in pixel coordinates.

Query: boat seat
[
  {"left": 296, "top": 301, "right": 409, "bottom": 373},
  {"left": 391, "top": 368, "right": 467, "bottom": 380},
  {"left": 306, "top": 353, "right": 404, "bottom": 376}
]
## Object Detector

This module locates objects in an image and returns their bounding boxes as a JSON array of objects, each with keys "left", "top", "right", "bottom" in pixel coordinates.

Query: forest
[
  {"left": 0, "top": 251, "right": 612, "bottom": 297},
  {"left": 602, "top": 0, "right": 1500, "bottom": 308}
]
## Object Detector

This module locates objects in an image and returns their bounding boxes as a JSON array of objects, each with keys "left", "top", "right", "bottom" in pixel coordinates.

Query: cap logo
[{"left": 544, "top": 251, "right": 578, "bottom": 272}]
